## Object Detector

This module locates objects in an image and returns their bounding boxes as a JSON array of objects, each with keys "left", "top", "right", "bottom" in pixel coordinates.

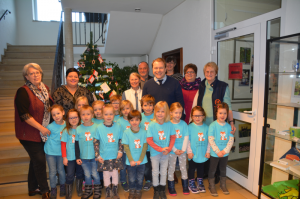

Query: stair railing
[
  {"left": 0, "top": 10, "right": 11, "bottom": 22},
  {"left": 51, "top": 11, "right": 64, "bottom": 95}
]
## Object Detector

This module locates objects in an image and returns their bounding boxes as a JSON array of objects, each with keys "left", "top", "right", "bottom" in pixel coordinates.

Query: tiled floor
[{"left": 0, "top": 177, "right": 257, "bottom": 199}]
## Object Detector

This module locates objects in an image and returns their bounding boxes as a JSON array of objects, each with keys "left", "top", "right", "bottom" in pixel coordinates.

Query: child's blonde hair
[
  {"left": 102, "top": 104, "right": 114, "bottom": 114},
  {"left": 49, "top": 104, "right": 64, "bottom": 113},
  {"left": 92, "top": 100, "right": 105, "bottom": 108},
  {"left": 119, "top": 100, "right": 134, "bottom": 116},
  {"left": 109, "top": 95, "right": 122, "bottom": 103},
  {"left": 75, "top": 96, "right": 89, "bottom": 109},
  {"left": 63, "top": 109, "right": 81, "bottom": 135},
  {"left": 214, "top": 102, "right": 229, "bottom": 118},
  {"left": 191, "top": 106, "right": 206, "bottom": 123},
  {"left": 140, "top": 94, "right": 155, "bottom": 106},
  {"left": 169, "top": 102, "right": 183, "bottom": 120},
  {"left": 80, "top": 105, "right": 94, "bottom": 115},
  {"left": 153, "top": 101, "right": 170, "bottom": 123}
]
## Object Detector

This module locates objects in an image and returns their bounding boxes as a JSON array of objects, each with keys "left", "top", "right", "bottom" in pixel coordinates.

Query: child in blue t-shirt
[
  {"left": 44, "top": 104, "right": 66, "bottom": 198},
  {"left": 187, "top": 106, "right": 210, "bottom": 194},
  {"left": 122, "top": 110, "right": 148, "bottom": 199},
  {"left": 208, "top": 102, "right": 235, "bottom": 196},
  {"left": 167, "top": 102, "right": 189, "bottom": 196},
  {"left": 94, "top": 104, "right": 123, "bottom": 199},
  {"left": 75, "top": 105, "right": 101, "bottom": 199},
  {"left": 110, "top": 95, "right": 122, "bottom": 123},
  {"left": 140, "top": 94, "right": 155, "bottom": 191},
  {"left": 61, "top": 108, "right": 84, "bottom": 198},
  {"left": 147, "top": 101, "right": 176, "bottom": 199},
  {"left": 117, "top": 100, "right": 134, "bottom": 192},
  {"left": 92, "top": 100, "right": 105, "bottom": 125}
]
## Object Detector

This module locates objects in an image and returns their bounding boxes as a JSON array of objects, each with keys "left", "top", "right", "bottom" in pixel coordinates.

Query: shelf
[
  {"left": 268, "top": 102, "right": 300, "bottom": 108},
  {"left": 265, "top": 161, "right": 300, "bottom": 178},
  {"left": 266, "top": 130, "right": 300, "bottom": 144},
  {"left": 269, "top": 71, "right": 300, "bottom": 75}
]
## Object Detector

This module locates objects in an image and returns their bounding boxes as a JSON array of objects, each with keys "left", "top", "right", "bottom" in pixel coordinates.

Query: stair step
[
  {"left": 0, "top": 97, "right": 14, "bottom": 107},
  {"left": 4, "top": 52, "right": 56, "bottom": 59},
  {"left": 0, "top": 181, "right": 28, "bottom": 197},
  {"left": 0, "top": 158, "right": 30, "bottom": 178},
  {"left": 0, "top": 64, "right": 54, "bottom": 71},
  {"left": 0, "top": 70, "right": 53, "bottom": 80},
  {"left": 0, "top": 88, "right": 18, "bottom": 97},
  {"left": 0, "top": 122, "right": 14, "bottom": 135},
  {"left": 0, "top": 143, "right": 28, "bottom": 159},
  {"left": 7, "top": 45, "right": 56, "bottom": 52},
  {"left": 0, "top": 107, "right": 14, "bottom": 123},
  {"left": 0, "top": 79, "right": 52, "bottom": 88},
  {"left": 0, "top": 134, "right": 19, "bottom": 144},
  {"left": 1, "top": 58, "right": 55, "bottom": 65}
]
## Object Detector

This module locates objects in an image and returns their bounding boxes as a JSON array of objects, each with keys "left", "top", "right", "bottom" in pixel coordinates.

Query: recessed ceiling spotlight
[{"left": 135, "top": 8, "right": 141, "bottom": 12}]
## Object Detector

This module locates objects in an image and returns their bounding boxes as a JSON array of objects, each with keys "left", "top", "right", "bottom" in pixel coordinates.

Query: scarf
[
  {"left": 180, "top": 77, "right": 201, "bottom": 90},
  {"left": 25, "top": 80, "right": 51, "bottom": 142}
]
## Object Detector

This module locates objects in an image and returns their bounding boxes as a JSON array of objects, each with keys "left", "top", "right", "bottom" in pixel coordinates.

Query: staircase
[{"left": 0, "top": 45, "right": 55, "bottom": 197}]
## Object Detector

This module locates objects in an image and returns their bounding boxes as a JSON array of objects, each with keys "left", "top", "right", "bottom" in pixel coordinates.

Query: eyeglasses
[
  {"left": 70, "top": 117, "right": 78, "bottom": 120},
  {"left": 186, "top": 71, "right": 195, "bottom": 74},
  {"left": 112, "top": 102, "right": 119, "bottom": 105},
  {"left": 192, "top": 115, "right": 204, "bottom": 118},
  {"left": 28, "top": 71, "right": 41, "bottom": 76}
]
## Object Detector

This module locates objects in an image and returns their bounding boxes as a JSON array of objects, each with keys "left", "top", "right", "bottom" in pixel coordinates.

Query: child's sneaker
[
  {"left": 188, "top": 179, "right": 199, "bottom": 194},
  {"left": 143, "top": 180, "right": 152, "bottom": 191},
  {"left": 50, "top": 187, "right": 57, "bottom": 199},
  {"left": 121, "top": 182, "right": 129, "bottom": 192},
  {"left": 59, "top": 184, "right": 66, "bottom": 197},
  {"left": 197, "top": 178, "right": 206, "bottom": 193}
]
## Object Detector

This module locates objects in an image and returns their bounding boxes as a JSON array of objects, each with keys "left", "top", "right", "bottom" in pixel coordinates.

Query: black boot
[
  {"left": 135, "top": 190, "right": 142, "bottom": 199},
  {"left": 153, "top": 186, "right": 160, "bottom": 199},
  {"left": 181, "top": 179, "right": 190, "bottom": 195},
  {"left": 81, "top": 185, "right": 93, "bottom": 199},
  {"left": 105, "top": 185, "right": 112, "bottom": 199},
  {"left": 128, "top": 189, "right": 135, "bottom": 199},
  {"left": 167, "top": 180, "right": 177, "bottom": 196},
  {"left": 112, "top": 185, "right": 120, "bottom": 199},
  {"left": 65, "top": 184, "right": 73, "bottom": 199},
  {"left": 76, "top": 178, "right": 84, "bottom": 197},
  {"left": 93, "top": 184, "right": 102, "bottom": 199},
  {"left": 159, "top": 185, "right": 167, "bottom": 199}
]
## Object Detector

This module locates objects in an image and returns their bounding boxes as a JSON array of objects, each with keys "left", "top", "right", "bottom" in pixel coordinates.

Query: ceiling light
[{"left": 135, "top": 8, "right": 141, "bottom": 12}]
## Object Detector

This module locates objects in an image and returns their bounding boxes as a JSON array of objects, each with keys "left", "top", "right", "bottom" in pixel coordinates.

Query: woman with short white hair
[{"left": 122, "top": 72, "right": 142, "bottom": 112}]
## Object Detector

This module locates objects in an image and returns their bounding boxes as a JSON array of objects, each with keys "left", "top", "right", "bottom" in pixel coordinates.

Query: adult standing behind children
[
  {"left": 166, "top": 56, "right": 183, "bottom": 81},
  {"left": 14, "top": 63, "right": 53, "bottom": 199},
  {"left": 138, "top": 62, "right": 153, "bottom": 89},
  {"left": 142, "top": 58, "right": 184, "bottom": 110},
  {"left": 52, "top": 68, "right": 94, "bottom": 114}
]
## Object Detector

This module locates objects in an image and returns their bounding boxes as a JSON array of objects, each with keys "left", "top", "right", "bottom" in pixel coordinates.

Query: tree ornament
[
  {"left": 88, "top": 75, "right": 95, "bottom": 84},
  {"left": 84, "top": 55, "right": 86, "bottom": 60},
  {"left": 107, "top": 68, "right": 112, "bottom": 73},
  {"left": 77, "top": 62, "right": 81, "bottom": 67},
  {"left": 98, "top": 54, "right": 103, "bottom": 63},
  {"left": 81, "top": 63, "right": 85, "bottom": 68},
  {"left": 93, "top": 70, "right": 98, "bottom": 77},
  {"left": 92, "top": 59, "right": 95, "bottom": 64}
]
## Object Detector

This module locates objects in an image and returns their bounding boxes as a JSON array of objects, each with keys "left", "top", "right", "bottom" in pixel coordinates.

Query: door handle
[{"left": 243, "top": 110, "right": 256, "bottom": 116}]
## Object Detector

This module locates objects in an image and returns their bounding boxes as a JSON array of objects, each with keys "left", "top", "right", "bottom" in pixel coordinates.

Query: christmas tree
[{"left": 77, "top": 32, "right": 138, "bottom": 102}]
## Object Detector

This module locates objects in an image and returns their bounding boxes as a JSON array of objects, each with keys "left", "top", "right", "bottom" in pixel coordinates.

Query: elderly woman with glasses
[{"left": 14, "top": 63, "right": 53, "bottom": 199}]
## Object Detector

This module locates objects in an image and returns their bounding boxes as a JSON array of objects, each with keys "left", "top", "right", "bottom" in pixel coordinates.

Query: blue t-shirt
[
  {"left": 44, "top": 121, "right": 66, "bottom": 155},
  {"left": 141, "top": 113, "right": 154, "bottom": 152},
  {"left": 170, "top": 120, "right": 189, "bottom": 155},
  {"left": 61, "top": 128, "right": 76, "bottom": 161},
  {"left": 208, "top": 121, "right": 233, "bottom": 158},
  {"left": 147, "top": 121, "right": 175, "bottom": 157},
  {"left": 92, "top": 118, "right": 104, "bottom": 125},
  {"left": 75, "top": 123, "right": 98, "bottom": 159},
  {"left": 122, "top": 128, "right": 148, "bottom": 165},
  {"left": 114, "top": 115, "right": 120, "bottom": 123},
  {"left": 95, "top": 123, "right": 122, "bottom": 160},
  {"left": 189, "top": 122, "right": 209, "bottom": 163},
  {"left": 117, "top": 117, "right": 131, "bottom": 133}
]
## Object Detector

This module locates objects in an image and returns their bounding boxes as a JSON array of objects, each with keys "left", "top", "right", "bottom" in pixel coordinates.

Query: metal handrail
[
  {"left": 0, "top": 10, "right": 11, "bottom": 21},
  {"left": 51, "top": 11, "right": 64, "bottom": 95}
]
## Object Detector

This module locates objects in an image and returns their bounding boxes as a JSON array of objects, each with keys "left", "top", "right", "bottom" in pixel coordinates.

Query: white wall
[
  {"left": 282, "top": 0, "right": 300, "bottom": 36},
  {"left": 0, "top": 0, "right": 17, "bottom": 61},
  {"left": 148, "top": 0, "right": 212, "bottom": 79},
  {"left": 14, "top": 0, "right": 59, "bottom": 45}
]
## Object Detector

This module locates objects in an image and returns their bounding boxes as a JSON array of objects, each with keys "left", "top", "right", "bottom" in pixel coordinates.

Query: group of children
[{"left": 44, "top": 94, "right": 234, "bottom": 199}]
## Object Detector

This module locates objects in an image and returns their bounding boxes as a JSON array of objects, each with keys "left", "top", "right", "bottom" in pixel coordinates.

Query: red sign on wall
[{"left": 228, "top": 63, "right": 243, "bottom": 79}]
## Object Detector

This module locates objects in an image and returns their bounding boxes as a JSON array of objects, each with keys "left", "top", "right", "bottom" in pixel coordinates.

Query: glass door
[{"left": 214, "top": 24, "right": 262, "bottom": 192}]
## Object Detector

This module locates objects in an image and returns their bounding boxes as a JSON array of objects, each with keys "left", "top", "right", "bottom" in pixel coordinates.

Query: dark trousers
[
  {"left": 208, "top": 156, "right": 228, "bottom": 178},
  {"left": 19, "top": 140, "right": 49, "bottom": 194},
  {"left": 188, "top": 159, "right": 205, "bottom": 179},
  {"left": 66, "top": 160, "right": 84, "bottom": 184},
  {"left": 144, "top": 151, "right": 152, "bottom": 182},
  {"left": 127, "top": 164, "right": 145, "bottom": 190}
]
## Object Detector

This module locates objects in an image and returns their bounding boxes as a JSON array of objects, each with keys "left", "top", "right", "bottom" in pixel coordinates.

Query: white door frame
[{"left": 210, "top": 1, "right": 286, "bottom": 195}]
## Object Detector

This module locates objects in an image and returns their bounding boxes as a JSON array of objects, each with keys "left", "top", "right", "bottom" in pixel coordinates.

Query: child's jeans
[
  {"left": 150, "top": 153, "right": 169, "bottom": 186},
  {"left": 188, "top": 159, "right": 205, "bottom": 179},
  {"left": 66, "top": 160, "right": 84, "bottom": 184},
  {"left": 120, "top": 152, "right": 127, "bottom": 183},
  {"left": 46, "top": 154, "right": 66, "bottom": 188},
  {"left": 127, "top": 164, "right": 145, "bottom": 190},
  {"left": 81, "top": 159, "right": 100, "bottom": 185},
  {"left": 144, "top": 151, "right": 152, "bottom": 182},
  {"left": 168, "top": 153, "right": 188, "bottom": 180},
  {"left": 208, "top": 156, "right": 228, "bottom": 178}
]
